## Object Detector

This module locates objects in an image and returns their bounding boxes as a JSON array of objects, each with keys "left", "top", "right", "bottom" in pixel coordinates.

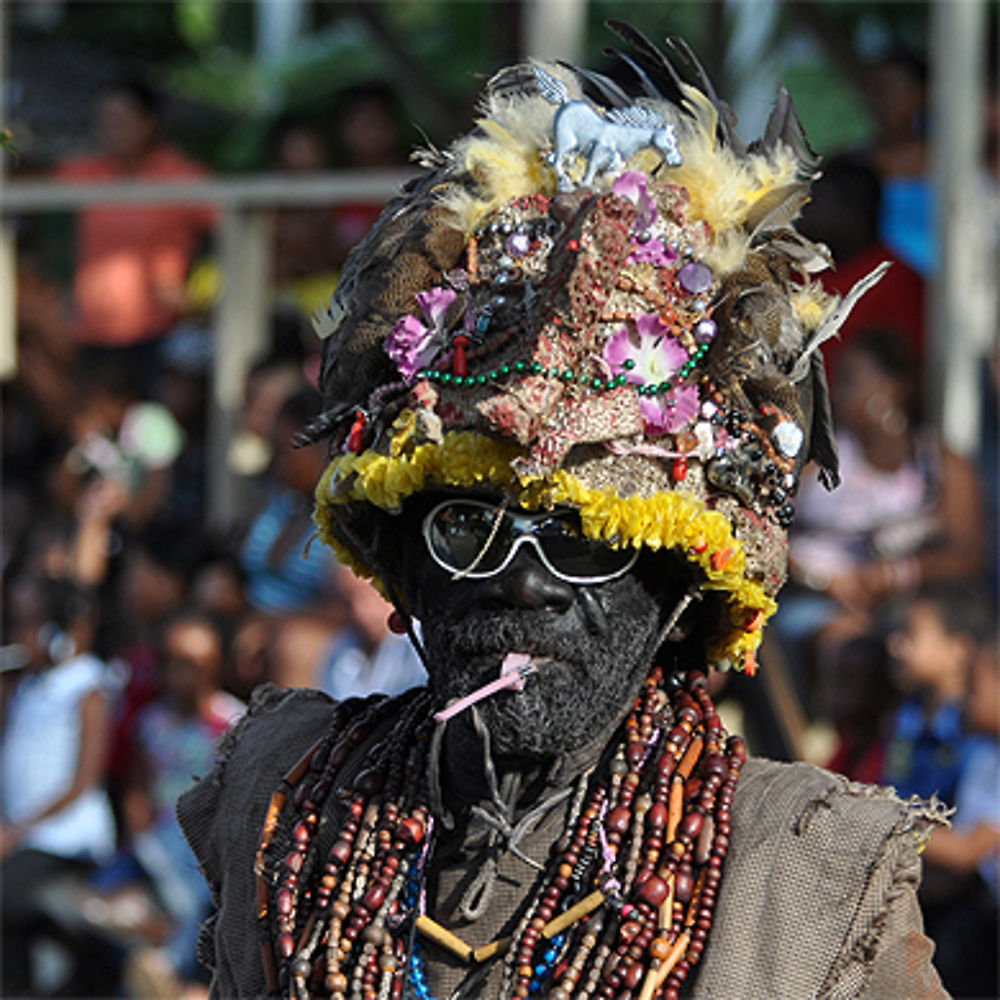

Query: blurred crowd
[{"left": 1, "top": 51, "right": 997, "bottom": 1000}]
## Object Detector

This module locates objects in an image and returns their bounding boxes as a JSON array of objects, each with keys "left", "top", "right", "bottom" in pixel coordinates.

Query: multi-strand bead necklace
[{"left": 257, "top": 667, "right": 744, "bottom": 1000}]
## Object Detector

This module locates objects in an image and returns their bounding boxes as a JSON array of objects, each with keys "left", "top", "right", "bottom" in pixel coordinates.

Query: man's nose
[{"left": 489, "top": 545, "right": 574, "bottom": 611}]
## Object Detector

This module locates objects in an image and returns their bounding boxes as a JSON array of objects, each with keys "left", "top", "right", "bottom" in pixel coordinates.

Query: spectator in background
[
  {"left": 819, "top": 634, "right": 897, "bottom": 785},
  {"left": 319, "top": 565, "right": 427, "bottom": 701},
  {"left": 53, "top": 358, "right": 185, "bottom": 533},
  {"left": 121, "top": 610, "right": 242, "bottom": 999},
  {"left": 797, "top": 156, "right": 924, "bottom": 381},
  {"left": 55, "top": 77, "right": 215, "bottom": 394},
  {"left": 269, "top": 116, "right": 339, "bottom": 313},
  {"left": 883, "top": 583, "right": 991, "bottom": 805},
  {"left": 329, "top": 82, "right": 407, "bottom": 268},
  {"left": 1, "top": 579, "right": 118, "bottom": 997},
  {"left": 887, "top": 589, "right": 998, "bottom": 998},
  {"left": 775, "top": 329, "right": 983, "bottom": 710},
  {"left": 864, "top": 50, "right": 933, "bottom": 275},
  {"left": 240, "top": 387, "right": 342, "bottom": 688}
]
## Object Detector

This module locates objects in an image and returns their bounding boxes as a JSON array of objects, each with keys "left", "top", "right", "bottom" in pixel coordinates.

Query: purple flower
[
  {"left": 627, "top": 236, "right": 676, "bottom": 268},
  {"left": 415, "top": 287, "right": 456, "bottom": 327},
  {"left": 385, "top": 286, "right": 457, "bottom": 382},
  {"left": 612, "top": 170, "right": 656, "bottom": 230}
]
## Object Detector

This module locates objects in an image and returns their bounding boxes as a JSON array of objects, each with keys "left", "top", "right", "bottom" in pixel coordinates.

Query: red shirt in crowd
[
  {"left": 819, "top": 243, "right": 925, "bottom": 380},
  {"left": 55, "top": 146, "right": 215, "bottom": 347}
]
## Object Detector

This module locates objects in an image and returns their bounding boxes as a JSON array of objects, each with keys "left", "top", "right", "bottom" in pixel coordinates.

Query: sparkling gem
[
  {"left": 506, "top": 232, "right": 531, "bottom": 257},
  {"left": 530, "top": 362, "right": 543, "bottom": 374},
  {"left": 773, "top": 420, "right": 804, "bottom": 458},
  {"left": 678, "top": 261, "right": 713, "bottom": 294},
  {"left": 693, "top": 318, "right": 717, "bottom": 344}
]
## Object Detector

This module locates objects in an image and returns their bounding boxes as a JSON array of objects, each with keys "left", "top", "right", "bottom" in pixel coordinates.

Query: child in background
[
  {"left": 1, "top": 578, "right": 118, "bottom": 996},
  {"left": 920, "top": 637, "right": 999, "bottom": 999},
  {"left": 883, "top": 582, "right": 991, "bottom": 804},
  {"left": 122, "top": 610, "right": 243, "bottom": 998},
  {"left": 885, "top": 583, "right": 997, "bottom": 998}
]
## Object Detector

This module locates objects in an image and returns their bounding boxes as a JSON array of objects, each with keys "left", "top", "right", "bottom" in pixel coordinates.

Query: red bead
[
  {"left": 277, "top": 932, "right": 295, "bottom": 958},
  {"left": 648, "top": 801, "right": 668, "bottom": 830},
  {"left": 276, "top": 888, "right": 293, "bottom": 915},
  {"left": 674, "top": 872, "right": 694, "bottom": 902},
  {"left": 452, "top": 336, "right": 469, "bottom": 378},
  {"left": 330, "top": 840, "right": 352, "bottom": 865},
  {"left": 606, "top": 805, "right": 631, "bottom": 836},
  {"left": 679, "top": 811, "right": 704, "bottom": 842},
  {"left": 293, "top": 822, "right": 310, "bottom": 844},
  {"left": 363, "top": 884, "right": 386, "bottom": 912},
  {"left": 396, "top": 817, "right": 424, "bottom": 845},
  {"left": 624, "top": 961, "right": 644, "bottom": 989},
  {"left": 346, "top": 411, "right": 365, "bottom": 453},
  {"left": 637, "top": 875, "right": 669, "bottom": 907},
  {"left": 672, "top": 457, "right": 688, "bottom": 482}
]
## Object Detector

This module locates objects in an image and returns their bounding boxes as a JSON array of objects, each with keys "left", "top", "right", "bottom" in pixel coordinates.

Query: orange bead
[{"left": 649, "top": 937, "right": 672, "bottom": 961}]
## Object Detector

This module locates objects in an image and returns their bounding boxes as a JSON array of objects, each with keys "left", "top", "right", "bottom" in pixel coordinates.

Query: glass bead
[
  {"left": 514, "top": 361, "right": 527, "bottom": 372},
  {"left": 476, "top": 374, "right": 487, "bottom": 385},
  {"left": 531, "top": 362, "right": 543, "bottom": 374},
  {"left": 500, "top": 364, "right": 511, "bottom": 375},
  {"left": 678, "top": 261, "right": 713, "bottom": 294},
  {"left": 623, "top": 359, "right": 636, "bottom": 370}
]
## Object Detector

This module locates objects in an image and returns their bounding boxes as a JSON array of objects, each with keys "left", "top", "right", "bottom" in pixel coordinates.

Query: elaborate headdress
[{"left": 309, "top": 22, "right": 882, "bottom": 672}]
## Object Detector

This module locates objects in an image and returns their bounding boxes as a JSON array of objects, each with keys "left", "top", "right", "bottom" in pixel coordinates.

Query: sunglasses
[{"left": 422, "top": 499, "right": 639, "bottom": 584}]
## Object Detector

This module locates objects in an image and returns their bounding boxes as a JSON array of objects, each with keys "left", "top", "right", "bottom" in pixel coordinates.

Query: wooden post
[
  {"left": 208, "top": 206, "right": 273, "bottom": 525},
  {"left": 928, "top": 0, "right": 994, "bottom": 456}
]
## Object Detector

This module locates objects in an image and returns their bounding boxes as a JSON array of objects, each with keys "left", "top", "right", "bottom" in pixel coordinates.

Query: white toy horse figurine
[{"left": 534, "top": 65, "right": 683, "bottom": 191}]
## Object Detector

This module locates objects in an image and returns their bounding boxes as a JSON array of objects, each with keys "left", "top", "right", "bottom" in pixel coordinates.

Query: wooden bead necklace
[{"left": 257, "top": 667, "right": 744, "bottom": 999}]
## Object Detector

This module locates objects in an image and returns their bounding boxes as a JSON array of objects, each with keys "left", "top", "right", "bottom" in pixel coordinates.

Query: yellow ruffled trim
[{"left": 314, "top": 430, "right": 776, "bottom": 670}]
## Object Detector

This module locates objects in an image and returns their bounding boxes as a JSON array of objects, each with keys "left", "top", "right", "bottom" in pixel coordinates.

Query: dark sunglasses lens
[
  {"left": 427, "top": 504, "right": 510, "bottom": 573},
  {"left": 534, "top": 515, "right": 635, "bottom": 580}
]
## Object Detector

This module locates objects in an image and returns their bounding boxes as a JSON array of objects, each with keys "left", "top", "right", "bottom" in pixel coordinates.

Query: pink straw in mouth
[{"left": 433, "top": 652, "right": 538, "bottom": 723}]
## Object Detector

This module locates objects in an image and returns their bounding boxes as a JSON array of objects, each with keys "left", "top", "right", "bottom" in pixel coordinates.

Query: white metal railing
[{"left": 0, "top": 168, "right": 415, "bottom": 523}]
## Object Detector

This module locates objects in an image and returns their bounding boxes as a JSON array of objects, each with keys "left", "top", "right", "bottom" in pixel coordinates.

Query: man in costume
[{"left": 179, "top": 25, "right": 948, "bottom": 999}]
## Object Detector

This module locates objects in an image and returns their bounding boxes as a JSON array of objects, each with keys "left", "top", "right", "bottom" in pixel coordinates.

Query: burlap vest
[{"left": 178, "top": 686, "right": 949, "bottom": 999}]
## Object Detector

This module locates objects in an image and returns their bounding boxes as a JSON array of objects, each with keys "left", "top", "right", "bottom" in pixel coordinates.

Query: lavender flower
[{"left": 385, "top": 287, "right": 457, "bottom": 382}]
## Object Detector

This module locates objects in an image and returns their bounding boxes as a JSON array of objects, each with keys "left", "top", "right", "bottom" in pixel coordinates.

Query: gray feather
[
  {"left": 788, "top": 261, "right": 892, "bottom": 382},
  {"left": 557, "top": 61, "right": 633, "bottom": 108},
  {"left": 532, "top": 64, "right": 570, "bottom": 106},
  {"left": 604, "top": 48, "right": 663, "bottom": 99},
  {"left": 807, "top": 351, "right": 840, "bottom": 489}
]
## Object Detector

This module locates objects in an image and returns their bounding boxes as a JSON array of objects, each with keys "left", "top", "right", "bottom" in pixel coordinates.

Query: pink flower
[
  {"left": 612, "top": 170, "right": 656, "bottom": 230},
  {"left": 645, "top": 384, "right": 699, "bottom": 435},
  {"left": 385, "top": 286, "right": 457, "bottom": 382},
  {"left": 605, "top": 313, "right": 687, "bottom": 386},
  {"left": 604, "top": 313, "right": 696, "bottom": 437}
]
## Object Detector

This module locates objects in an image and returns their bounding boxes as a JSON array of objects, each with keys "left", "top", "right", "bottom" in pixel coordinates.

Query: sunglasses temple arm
[{"left": 654, "top": 585, "right": 703, "bottom": 650}]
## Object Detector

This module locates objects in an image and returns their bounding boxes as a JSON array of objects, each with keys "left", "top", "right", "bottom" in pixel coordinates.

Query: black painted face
[{"left": 375, "top": 493, "right": 696, "bottom": 760}]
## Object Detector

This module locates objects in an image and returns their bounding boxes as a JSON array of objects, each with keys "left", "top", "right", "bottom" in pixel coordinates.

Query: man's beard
[{"left": 419, "top": 575, "right": 664, "bottom": 759}]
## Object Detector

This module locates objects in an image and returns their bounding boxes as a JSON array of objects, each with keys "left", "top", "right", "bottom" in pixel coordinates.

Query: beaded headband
[{"left": 310, "top": 23, "right": 883, "bottom": 672}]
